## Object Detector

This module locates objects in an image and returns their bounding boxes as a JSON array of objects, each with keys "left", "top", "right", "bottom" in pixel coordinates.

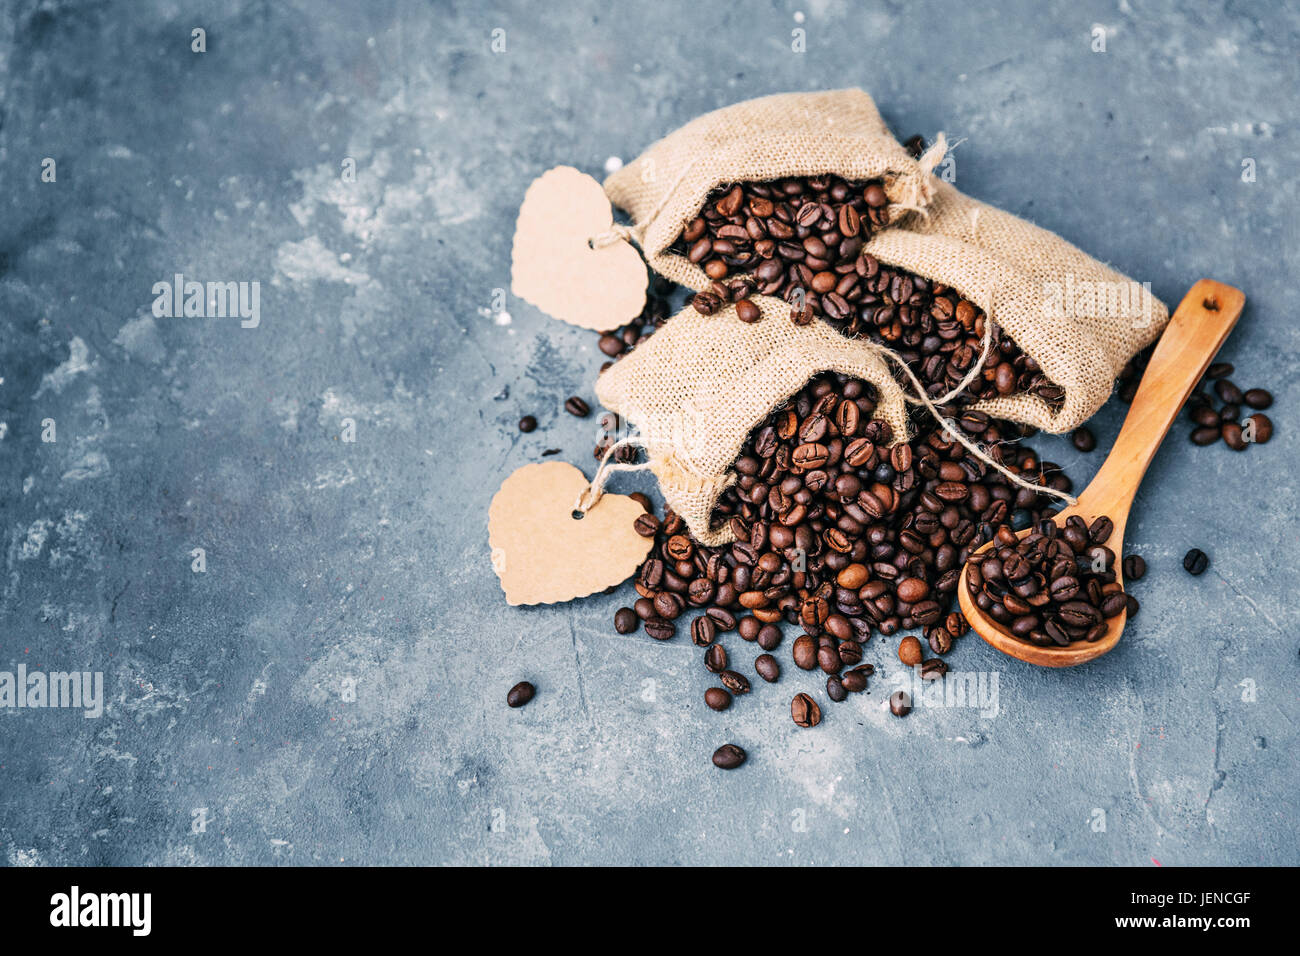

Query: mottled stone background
[{"left": 0, "top": 0, "right": 1296, "bottom": 866}]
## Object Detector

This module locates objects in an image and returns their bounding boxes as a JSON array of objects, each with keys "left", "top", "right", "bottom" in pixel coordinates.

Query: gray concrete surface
[{"left": 0, "top": 0, "right": 1296, "bottom": 866}]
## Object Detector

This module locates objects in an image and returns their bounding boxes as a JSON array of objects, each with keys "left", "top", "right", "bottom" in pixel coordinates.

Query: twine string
[{"left": 573, "top": 435, "right": 651, "bottom": 515}]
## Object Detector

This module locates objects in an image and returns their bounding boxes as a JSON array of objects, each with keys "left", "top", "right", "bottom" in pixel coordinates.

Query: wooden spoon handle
[{"left": 1079, "top": 280, "right": 1245, "bottom": 517}]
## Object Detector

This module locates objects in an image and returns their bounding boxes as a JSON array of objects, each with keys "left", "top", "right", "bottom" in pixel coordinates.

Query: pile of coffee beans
[
  {"left": 1187, "top": 363, "right": 1273, "bottom": 450},
  {"left": 673, "top": 174, "right": 892, "bottom": 312},
  {"left": 669, "top": 177, "right": 1064, "bottom": 410},
  {"left": 963, "top": 514, "right": 1130, "bottom": 646},
  {"left": 611, "top": 372, "right": 1085, "bottom": 749}
]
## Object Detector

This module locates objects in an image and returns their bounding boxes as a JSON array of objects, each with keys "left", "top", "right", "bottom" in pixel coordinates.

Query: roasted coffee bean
[
  {"left": 826, "top": 676, "right": 847, "bottom": 702},
  {"left": 614, "top": 607, "right": 639, "bottom": 634},
  {"left": 1122, "top": 554, "right": 1146, "bottom": 581},
  {"left": 1222, "top": 421, "right": 1246, "bottom": 450},
  {"left": 1243, "top": 388, "right": 1273, "bottom": 410},
  {"left": 927, "top": 626, "right": 953, "bottom": 655},
  {"left": 564, "top": 396, "right": 590, "bottom": 418},
  {"left": 898, "top": 635, "right": 923, "bottom": 667},
  {"left": 720, "top": 670, "right": 751, "bottom": 695},
  {"left": 1244, "top": 413, "right": 1273, "bottom": 444},
  {"left": 518, "top": 415, "right": 538, "bottom": 432},
  {"left": 920, "top": 658, "right": 948, "bottom": 680},
  {"left": 712, "top": 743, "right": 746, "bottom": 769},
  {"left": 1070, "top": 426, "right": 1096, "bottom": 452},
  {"left": 704, "top": 643, "right": 728, "bottom": 673},
  {"left": 791, "top": 692, "right": 822, "bottom": 728},
  {"left": 1089, "top": 515, "right": 1114, "bottom": 545},
  {"left": 629, "top": 492, "right": 653, "bottom": 513},
  {"left": 1183, "top": 548, "right": 1209, "bottom": 575},
  {"left": 1214, "top": 380, "right": 1244, "bottom": 404},
  {"left": 1191, "top": 405, "right": 1221, "bottom": 428},
  {"left": 755, "top": 653, "right": 780, "bottom": 682},
  {"left": 633, "top": 513, "right": 660, "bottom": 537},
  {"left": 1206, "top": 362, "right": 1234, "bottom": 379},
  {"left": 735, "top": 298, "right": 761, "bottom": 323},
  {"left": 840, "top": 668, "right": 868, "bottom": 693},
  {"left": 756, "top": 624, "right": 782, "bottom": 651},
  {"left": 705, "top": 687, "right": 732, "bottom": 711},
  {"left": 1190, "top": 425, "right": 1221, "bottom": 445},
  {"left": 644, "top": 617, "right": 675, "bottom": 640},
  {"left": 691, "top": 616, "right": 717, "bottom": 647},
  {"left": 889, "top": 690, "right": 912, "bottom": 717},
  {"left": 506, "top": 681, "right": 535, "bottom": 708}
]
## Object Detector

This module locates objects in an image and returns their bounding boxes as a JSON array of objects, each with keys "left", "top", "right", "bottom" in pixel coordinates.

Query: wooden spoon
[{"left": 958, "top": 279, "right": 1246, "bottom": 667}]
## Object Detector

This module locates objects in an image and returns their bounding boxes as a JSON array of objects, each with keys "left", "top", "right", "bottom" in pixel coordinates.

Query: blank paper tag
[
  {"left": 489, "top": 461, "right": 653, "bottom": 606},
  {"left": 511, "top": 166, "right": 647, "bottom": 330}
]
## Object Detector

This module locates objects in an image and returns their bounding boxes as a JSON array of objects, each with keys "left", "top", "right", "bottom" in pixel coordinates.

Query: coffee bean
[
  {"left": 1245, "top": 413, "right": 1273, "bottom": 444},
  {"left": 1190, "top": 425, "right": 1221, "bottom": 445},
  {"left": 614, "top": 607, "right": 639, "bottom": 634},
  {"left": 720, "top": 670, "right": 751, "bottom": 695},
  {"left": 926, "top": 626, "right": 953, "bottom": 655},
  {"left": 564, "top": 396, "right": 590, "bottom": 417},
  {"left": 920, "top": 658, "right": 948, "bottom": 680},
  {"left": 1089, "top": 515, "right": 1114, "bottom": 545},
  {"left": 705, "top": 687, "right": 732, "bottom": 711},
  {"left": 1214, "top": 380, "right": 1244, "bottom": 404},
  {"left": 1191, "top": 405, "right": 1221, "bottom": 428},
  {"left": 1222, "top": 422, "right": 1246, "bottom": 450},
  {"left": 506, "top": 681, "right": 535, "bottom": 708},
  {"left": 755, "top": 653, "right": 780, "bottom": 682},
  {"left": 1183, "top": 548, "right": 1209, "bottom": 575},
  {"left": 712, "top": 743, "right": 746, "bottom": 769},
  {"left": 889, "top": 690, "right": 912, "bottom": 717},
  {"left": 705, "top": 643, "right": 728, "bottom": 673},
  {"left": 1122, "top": 555, "right": 1146, "bottom": 580},
  {"left": 1243, "top": 388, "right": 1273, "bottom": 410},
  {"left": 791, "top": 692, "right": 822, "bottom": 728},
  {"left": 1070, "top": 426, "right": 1096, "bottom": 452},
  {"left": 518, "top": 415, "right": 538, "bottom": 432},
  {"left": 633, "top": 513, "right": 660, "bottom": 537},
  {"left": 691, "top": 616, "right": 717, "bottom": 647},
  {"left": 826, "top": 676, "right": 847, "bottom": 702},
  {"left": 841, "top": 668, "right": 868, "bottom": 693},
  {"left": 898, "top": 635, "right": 923, "bottom": 666},
  {"left": 735, "top": 298, "right": 761, "bottom": 323},
  {"left": 644, "top": 617, "right": 676, "bottom": 640},
  {"left": 1206, "top": 362, "right": 1234, "bottom": 379}
]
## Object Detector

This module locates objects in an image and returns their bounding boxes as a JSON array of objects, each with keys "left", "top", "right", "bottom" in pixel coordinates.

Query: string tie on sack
[
  {"left": 885, "top": 132, "right": 949, "bottom": 226},
  {"left": 573, "top": 435, "right": 651, "bottom": 515}
]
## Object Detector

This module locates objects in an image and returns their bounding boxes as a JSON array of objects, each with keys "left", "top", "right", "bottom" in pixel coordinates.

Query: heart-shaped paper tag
[
  {"left": 489, "top": 460, "right": 653, "bottom": 606},
  {"left": 510, "top": 165, "right": 647, "bottom": 330}
]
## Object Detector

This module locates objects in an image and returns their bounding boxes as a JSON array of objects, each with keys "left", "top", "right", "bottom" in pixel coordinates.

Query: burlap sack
[
  {"left": 603, "top": 88, "right": 1169, "bottom": 434},
  {"left": 595, "top": 296, "right": 910, "bottom": 547}
]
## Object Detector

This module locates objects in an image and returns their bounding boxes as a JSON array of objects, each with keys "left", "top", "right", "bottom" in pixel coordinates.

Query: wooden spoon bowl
[{"left": 958, "top": 280, "right": 1245, "bottom": 667}]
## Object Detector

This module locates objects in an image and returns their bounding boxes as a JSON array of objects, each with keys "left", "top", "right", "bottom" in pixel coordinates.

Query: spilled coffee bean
[
  {"left": 1183, "top": 548, "right": 1209, "bottom": 575},
  {"left": 712, "top": 743, "right": 747, "bottom": 769},
  {"left": 507, "top": 681, "right": 535, "bottom": 708}
]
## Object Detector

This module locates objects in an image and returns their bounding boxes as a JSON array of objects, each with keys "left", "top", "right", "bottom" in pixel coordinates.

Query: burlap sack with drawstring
[
  {"left": 595, "top": 296, "right": 910, "bottom": 547},
  {"left": 602, "top": 88, "right": 1169, "bottom": 435}
]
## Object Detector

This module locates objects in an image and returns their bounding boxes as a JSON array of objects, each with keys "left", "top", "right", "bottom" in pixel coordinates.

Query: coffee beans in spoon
[{"left": 962, "top": 514, "right": 1127, "bottom": 646}]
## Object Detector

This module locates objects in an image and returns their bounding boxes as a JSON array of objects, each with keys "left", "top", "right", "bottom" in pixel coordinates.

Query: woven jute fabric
[
  {"left": 603, "top": 88, "right": 1168, "bottom": 435},
  {"left": 595, "top": 296, "right": 910, "bottom": 546}
]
